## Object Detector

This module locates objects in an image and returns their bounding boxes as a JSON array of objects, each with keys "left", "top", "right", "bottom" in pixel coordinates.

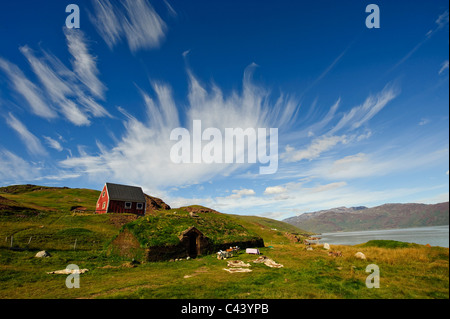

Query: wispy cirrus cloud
[
  {"left": 329, "top": 84, "right": 399, "bottom": 134},
  {"left": 0, "top": 58, "right": 56, "bottom": 119},
  {"left": 306, "top": 144, "right": 449, "bottom": 181},
  {"left": 282, "top": 135, "right": 348, "bottom": 163},
  {"left": 1, "top": 28, "right": 110, "bottom": 126},
  {"left": 163, "top": 0, "right": 177, "bottom": 17},
  {"left": 64, "top": 28, "right": 106, "bottom": 99},
  {"left": 281, "top": 83, "right": 399, "bottom": 164},
  {"left": 5, "top": 113, "right": 47, "bottom": 156},
  {"left": 392, "top": 10, "right": 448, "bottom": 73},
  {"left": 435, "top": 10, "right": 449, "bottom": 30},
  {"left": 0, "top": 147, "right": 80, "bottom": 185},
  {"left": 60, "top": 64, "right": 300, "bottom": 192},
  {"left": 19, "top": 45, "right": 90, "bottom": 126},
  {"left": 0, "top": 149, "right": 40, "bottom": 182},
  {"left": 439, "top": 60, "right": 449, "bottom": 75},
  {"left": 90, "top": 0, "right": 167, "bottom": 52},
  {"left": 43, "top": 136, "right": 63, "bottom": 152}
]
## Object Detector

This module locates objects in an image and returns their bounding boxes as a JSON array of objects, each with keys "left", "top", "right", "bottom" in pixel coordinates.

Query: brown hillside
[{"left": 144, "top": 194, "right": 171, "bottom": 214}]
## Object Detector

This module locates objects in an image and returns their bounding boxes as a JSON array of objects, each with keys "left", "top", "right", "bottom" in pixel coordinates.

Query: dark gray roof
[{"left": 106, "top": 183, "right": 146, "bottom": 202}]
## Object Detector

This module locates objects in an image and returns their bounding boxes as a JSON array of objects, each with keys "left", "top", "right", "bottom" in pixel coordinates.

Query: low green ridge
[
  {"left": 358, "top": 239, "right": 420, "bottom": 249},
  {"left": 0, "top": 184, "right": 100, "bottom": 211},
  {"left": 119, "top": 208, "right": 262, "bottom": 248}
]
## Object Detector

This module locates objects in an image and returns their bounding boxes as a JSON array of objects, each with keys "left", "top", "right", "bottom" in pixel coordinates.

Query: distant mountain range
[{"left": 283, "top": 202, "right": 449, "bottom": 233}]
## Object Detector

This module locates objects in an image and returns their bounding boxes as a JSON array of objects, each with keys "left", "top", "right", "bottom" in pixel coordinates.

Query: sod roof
[{"left": 119, "top": 207, "right": 262, "bottom": 248}]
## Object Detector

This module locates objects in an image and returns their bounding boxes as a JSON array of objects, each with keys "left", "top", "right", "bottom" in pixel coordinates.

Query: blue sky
[{"left": 0, "top": 0, "right": 448, "bottom": 220}]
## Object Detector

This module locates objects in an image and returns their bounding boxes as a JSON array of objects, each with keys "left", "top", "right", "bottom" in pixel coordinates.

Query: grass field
[
  {"left": 0, "top": 185, "right": 448, "bottom": 299},
  {"left": 0, "top": 242, "right": 448, "bottom": 299}
]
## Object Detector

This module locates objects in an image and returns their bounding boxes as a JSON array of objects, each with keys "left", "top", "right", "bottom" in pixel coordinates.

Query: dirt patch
[
  {"left": 97, "top": 262, "right": 138, "bottom": 269},
  {"left": 108, "top": 214, "right": 139, "bottom": 228},
  {"left": 183, "top": 266, "right": 210, "bottom": 278},
  {"left": 182, "top": 206, "right": 220, "bottom": 215},
  {"left": 283, "top": 232, "right": 304, "bottom": 243},
  {"left": 108, "top": 228, "right": 144, "bottom": 260}
]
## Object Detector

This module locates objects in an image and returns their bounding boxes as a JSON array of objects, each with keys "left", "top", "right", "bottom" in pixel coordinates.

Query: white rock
[
  {"left": 35, "top": 250, "right": 51, "bottom": 258},
  {"left": 323, "top": 243, "right": 330, "bottom": 250},
  {"left": 355, "top": 252, "right": 366, "bottom": 260}
]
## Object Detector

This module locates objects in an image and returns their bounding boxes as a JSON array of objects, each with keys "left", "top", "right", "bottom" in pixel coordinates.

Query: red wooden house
[{"left": 96, "top": 182, "right": 146, "bottom": 215}]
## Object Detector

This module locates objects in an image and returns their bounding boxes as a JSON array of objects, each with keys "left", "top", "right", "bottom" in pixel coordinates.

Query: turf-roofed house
[
  {"left": 96, "top": 182, "right": 147, "bottom": 215},
  {"left": 107, "top": 205, "right": 265, "bottom": 262},
  {"left": 97, "top": 182, "right": 264, "bottom": 262}
]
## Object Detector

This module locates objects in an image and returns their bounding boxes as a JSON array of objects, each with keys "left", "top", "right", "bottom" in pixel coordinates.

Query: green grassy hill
[
  {"left": 0, "top": 184, "right": 448, "bottom": 300},
  {"left": 119, "top": 208, "right": 262, "bottom": 248},
  {"left": 0, "top": 184, "right": 100, "bottom": 211},
  {"left": 0, "top": 184, "right": 309, "bottom": 252}
]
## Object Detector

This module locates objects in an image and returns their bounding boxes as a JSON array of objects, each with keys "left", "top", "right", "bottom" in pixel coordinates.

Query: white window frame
[
  {"left": 125, "top": 202, "right": 132, "bottom": 209},
  {"left": 137, "top": 202, "right": 144, "bottom": 210}
]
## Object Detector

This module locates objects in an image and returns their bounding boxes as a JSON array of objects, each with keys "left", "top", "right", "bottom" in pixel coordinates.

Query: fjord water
[{"left": 318, "top": 225, "right": 449, "bottom": 248}]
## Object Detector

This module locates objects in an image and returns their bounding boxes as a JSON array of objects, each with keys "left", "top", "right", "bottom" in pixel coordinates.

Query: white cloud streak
[
  {"left": 90, "top": 0, "right": 167, "bottom": 52},
  {"left": 4, "top": 29, "right": 110, "bottom": 126},
  {"left": 43, "top": 136, "right": 63, "bottom": 152},
  {"left": 439, "top": 60, "right": 449, "bottom": 75},
  {"left": 307, "top": 145, "right": 449, "bottom": 181},
  {"left": 435, "top": 10, "right": 449, "bottom": 29},
  {"left": 5, "top": 113, "right": 47, "bottom": 156},
  {"left": 19, "top": 45, "right": 90, "bottom": 126},
  {"left": 280, "top": 83, "right": 398, "bottom": 164},
  {"left": 0, "top": 149, "right": 40, "bottom": 182},
  {"left": 391, "top": 10, "right": 448, "bottom": 73},
  {"left": 0, "top": 58, "right": 56, "bottom": 119},
  {"left": 64, "top": 28, "right": 106, "bottom": 99},
  {"left": 60, "top": 64, "right": 300, "bottom": 192},
  {"left": 282, "top": 135, "right": 348, "bottom": 163},
  {"left": 330, "top": 84, "right": 399, "bottom": 134}
]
